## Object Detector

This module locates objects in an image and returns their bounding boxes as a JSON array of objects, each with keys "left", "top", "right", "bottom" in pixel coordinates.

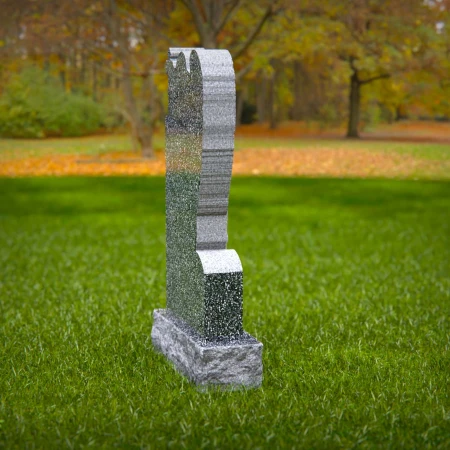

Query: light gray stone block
[{"left": 152, "top": 309, "right": 263, "bottom": 388}]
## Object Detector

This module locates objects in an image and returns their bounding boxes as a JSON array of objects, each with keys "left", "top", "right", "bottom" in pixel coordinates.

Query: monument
[{"left": 151, "top": 48, "right": 263, "bottom": 388}]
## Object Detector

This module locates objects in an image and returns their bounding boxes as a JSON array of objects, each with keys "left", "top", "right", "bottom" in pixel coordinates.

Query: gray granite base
[{"left": 151, "top": 309, "right": 263, "bottom": 388}]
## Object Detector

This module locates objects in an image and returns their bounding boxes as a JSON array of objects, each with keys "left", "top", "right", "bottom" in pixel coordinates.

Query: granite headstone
[{"left": 151, "top": 47, "right": 263, "bottom": 388}]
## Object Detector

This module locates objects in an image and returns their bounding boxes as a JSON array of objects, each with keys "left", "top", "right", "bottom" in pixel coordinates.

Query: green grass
[
  {"left": 0, "top": 134, "right": 161, "bottom": 161},
  {"left": 234, "top": 137, "right": 450, "bottom": 161},
  {"left": 1, "top": 176, "right": 449, "bottom": 448},
  {"left": 0, "top": 134, "right": 133, "bottom": 160},
  {"left": 1, "top": 133, "right": 449, "bottom": 161}
]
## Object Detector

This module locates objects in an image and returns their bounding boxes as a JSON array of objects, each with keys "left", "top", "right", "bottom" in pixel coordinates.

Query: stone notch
[{"left": 153, "top": 47, "right": 263, "bottom": 388}]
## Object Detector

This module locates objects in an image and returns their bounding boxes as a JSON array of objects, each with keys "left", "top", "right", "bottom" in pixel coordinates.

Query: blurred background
[
  {"left": 0, "top": 0, "right": 449, "bottom": 176},
  {"left": 1, "top": 3, "right": 450, "bottom": 447}
]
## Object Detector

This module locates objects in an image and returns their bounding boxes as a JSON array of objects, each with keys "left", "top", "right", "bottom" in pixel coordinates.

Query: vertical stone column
[{"left": 151, "top": 48, "right": 263, "bottom": 388}]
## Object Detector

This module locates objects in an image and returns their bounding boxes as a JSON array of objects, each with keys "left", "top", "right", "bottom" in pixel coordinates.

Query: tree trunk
[
  {"left": 107, "top": 0, "right": 154, "bottom": 158},
  {"left": 121, "top": 61, "right": 154, "bottom": 158},
  {"left": 68, "top": 49, "right": 75, "bottom": 92},
  {"left": 80, "top": 51, "right": 86, "bottom": 85},
  {"left": 268, "top": 68, "right": 277, "bottom": 130},
  {"left": 346, "top": 71, "right": 361, "bottom": 138},
  {"left": 145, "top": 73, "right": 160, "bottom": 159},
  {"left": 58, "top": 54, "right": 66, "bottom": 90},
  {"left": 59, "top": 69, "right": 66, "bottom": 90},
  {"left": 123, "top": 82, "right": 154, "bottom": 158},
  {"left": 44, "top": 55, "right": 50, "bottom": 72},
  {"left": 292, "top": 60, "right": 303, "bottom": 121},
  {"left": 236, "top": 89, "right": 245, "bottom": 126},
  {"left": 256, "top": 77, "right": 267, "bottom": 123},
  {"left": 137, "top": 126, "right": 153, "bottom": 159},
  {"left": 92, "top": 61, "right": 97, "bottom": 101},
  {"left": 202, "top": 33, "right": 217, "bottom": 49},
  {"left": 395, "top": 105, "right": 407, "bottom": 121}
]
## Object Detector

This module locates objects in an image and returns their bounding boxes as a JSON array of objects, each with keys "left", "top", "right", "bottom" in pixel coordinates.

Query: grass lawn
[
  {"left": 234, "top": 137, "right": 450, "bottom": 161},
  {"left": 1, "top": 176, "right": 449, "bottom": 448},
  {"left": 0, "top": 135, "right": 140, "bottom": 161},
  {"left": 1, "top": 133, "right": 450, "bottom": 161}
]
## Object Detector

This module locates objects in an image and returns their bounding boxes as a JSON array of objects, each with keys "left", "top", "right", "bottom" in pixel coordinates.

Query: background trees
[
  {"left": 0, "top": 0, "right": 448, "bottom": 149},
  {"left": 328, "top": 0, "right": 446, "bottom": 138}
]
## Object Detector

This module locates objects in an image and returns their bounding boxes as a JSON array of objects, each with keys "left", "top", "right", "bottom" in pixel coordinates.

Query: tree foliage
[
  {"left": 0, "top": 67, "right": 104, "bottom": 138},
  {"left": 0, "top": 0, "right": 448, "bottom": 142}
]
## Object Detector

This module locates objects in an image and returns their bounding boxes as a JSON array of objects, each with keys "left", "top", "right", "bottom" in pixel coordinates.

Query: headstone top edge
[{"left": 167, "top": 47, "right": 234, "bottom": 73}]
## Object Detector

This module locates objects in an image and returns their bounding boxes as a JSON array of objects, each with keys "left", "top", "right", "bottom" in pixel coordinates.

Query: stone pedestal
[{"left": 152, "top": 309, "right": 263, "bottom": 388}]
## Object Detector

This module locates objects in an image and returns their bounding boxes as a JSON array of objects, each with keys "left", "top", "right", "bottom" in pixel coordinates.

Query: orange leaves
[
  {"left": 0, "top": 152, "right": 165, "bottom": 177},
  {"left": 1, "top": 147, "right": 447, "bottom": 179},
  {"left": 233, "top": 147, "right": 448, "bottom": 178}
]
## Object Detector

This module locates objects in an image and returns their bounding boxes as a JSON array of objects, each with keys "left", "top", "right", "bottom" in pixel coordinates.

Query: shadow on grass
[
  {"left": 0, "top": 176, "right": 449, "bottom": 219},
  {"left": 0, "top": 177, "right": 166, "bottom": 217}
]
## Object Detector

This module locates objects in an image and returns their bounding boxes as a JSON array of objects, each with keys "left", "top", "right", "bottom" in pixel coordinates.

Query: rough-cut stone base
[{"left": 151, "top": 309, "right": 263, "bottom": 388}]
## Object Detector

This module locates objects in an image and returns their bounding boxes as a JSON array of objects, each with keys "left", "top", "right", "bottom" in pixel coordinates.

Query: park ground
[
  {"left": 0, "top": 121, "right": 449, "bottom": 448},
  {"left": 0, "top": 121, "right": 450, "bottom": 179}
]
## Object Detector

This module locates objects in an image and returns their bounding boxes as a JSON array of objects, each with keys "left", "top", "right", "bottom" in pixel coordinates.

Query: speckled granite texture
[
  {"left": 152, "top": 48, "right": 263, "bottom": 388},
  {"left": 152, "top": 309, "right": 263, "bottom": 388}
]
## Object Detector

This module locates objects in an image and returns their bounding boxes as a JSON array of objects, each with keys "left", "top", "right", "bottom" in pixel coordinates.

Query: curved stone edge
[{"left": 151, "top": 309, "right": 263, "bottom": 389}]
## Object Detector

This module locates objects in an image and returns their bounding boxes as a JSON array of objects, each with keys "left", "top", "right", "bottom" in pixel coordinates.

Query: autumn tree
[
  {"left": 73, "top": 0, "right": 172, "bottom": 157},
  {"left": 327, "top": 0, "right": 445, "bottom": 137},
  {"left": 172, "top": 1, "right": 279, "bottom": 124},
  {"left": 178, "top": 0, "right": 275, "bottom": 59},
  {"left": 1, "top": 0, "right": 449, "bottom": 142},
  {"left": 247, "top": 0, "right": 347, "bottom": 129},
  {"left": 0, "top": 0, "right": 171, "bottom": 156},
  {"left": 260, "top": 0, "right": 448, "bottom": 134}
]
